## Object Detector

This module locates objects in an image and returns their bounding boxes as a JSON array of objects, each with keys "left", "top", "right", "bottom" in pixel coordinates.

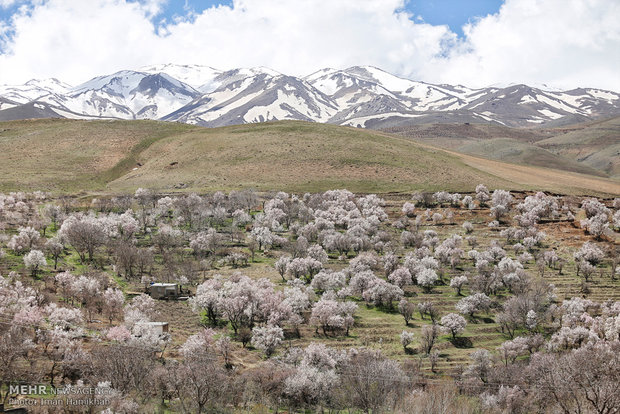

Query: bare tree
[
  {"left": 340, "top": 350, "right": 409, "bottom": 414},
  {"left": 91, "top": 343, "right": 154, "bottom": 394},
  {"left": 113, "top": 240, "right": 139, "bottom": 280},
  {"left": 527, "top": 341, "right": 620, "bottom": 414},
  {"left": 398, "top": 299, "right": 415, "bottom": 326},
  {"left": 45, "top": 237, "right": 64, "bottom": 269},
  {"left": 60, "top": 215, "right": 106, "bottom": 263},
  {"left": 0, "top": 326, "right": 35, "bottom": 406},
  {"left": 420, "top": 323, "right": 440, "bottom": 355},
  {"left": 175, "top": 350, "right": 228, "bottom": 413}
]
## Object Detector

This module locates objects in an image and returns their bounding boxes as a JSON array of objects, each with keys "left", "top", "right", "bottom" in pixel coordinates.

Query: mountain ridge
[{"left": 1, "top": 64, "right": 619, "bottom": 128}]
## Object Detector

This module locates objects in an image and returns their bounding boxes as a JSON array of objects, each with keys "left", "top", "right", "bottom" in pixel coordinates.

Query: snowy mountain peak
[
  {"left": 140, "top": 63, "right": 223, "bottom": 90},
  {"left": 71, "top": 70, "right": 145, "bottom": 96},
  {"left": 245, "top": 66, "right": 281, "bottom": 77},
  {"left": 132, "top": 73, "right": 200, "bottom": 98},
  {"left": 52, "top": 70, "right": 202, "bottom": 120},
  {"left": 303, "top": 68, "right": 339, "bottom": 83},
  {"left": 0, "top": 77, "right": 74, "bottom": 105},
  {"left": 221, "top": 66, "right": 281, "bottom": 81},
  {"left": 1, "top": 65, "right": 619, "bottom": 128},
  {"left": 342, "top": 66, "right": 418, "bottom": 92},
  {"left": 24, "top": 78, "right": 72, "bottom": 92}
]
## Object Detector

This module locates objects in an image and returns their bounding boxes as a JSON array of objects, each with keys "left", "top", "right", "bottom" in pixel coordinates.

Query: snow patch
[
  {"left": 473, "top": 112, "right": 506, "bottom": 125},
  {"left": 141, "top": 64, "right": 222, "bottom": 89},
  {"left": 538, "top": 109, "right": 563, "bottom": 119},
  {"left": 519, "top": 95, "right": 537, "bottom": 104},
  {"left": 358, "top": 66, "right": 416, "bottom": 92},
  {"left": 586, "top": 89, "right": 619, "bottom": 103},
  {"left": 535, "top": 94, "right": 581, "bottom": 114}
]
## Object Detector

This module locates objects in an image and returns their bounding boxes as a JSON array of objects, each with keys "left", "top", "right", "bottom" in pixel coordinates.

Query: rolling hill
[
  {"left": 0, "top": 118, "right": 618, "bottom": 196},
  {"left": 456, "top": 138, "right": 607, "bottom": 177},
  {"left": 536, "top": 116, "right": 620, "bottom": 179},
  {"left": 383, "top": 116, "right": 620, "bottom": 179},
  {"left": 0, "top": 118, "right": 194, "bottom": 192}
]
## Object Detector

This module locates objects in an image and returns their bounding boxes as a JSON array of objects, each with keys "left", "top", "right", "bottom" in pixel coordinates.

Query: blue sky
[{"left": 406, "top": 0, "right": 504, "bottom": 36}]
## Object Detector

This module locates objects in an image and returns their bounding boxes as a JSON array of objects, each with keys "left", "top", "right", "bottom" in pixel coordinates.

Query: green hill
[
  {"left": 383, "top": 117, "right": 620, "bottom": 180},
  {"left": 108, "top": 121, "right": 510, "bottom": 193},
  {"left": 536, "top": 116, "right": 620, "bottom": 179},
  {"left": 0, "top": 118, "right": 618, "bottom": 195},
  {"left": 457, "top": 138, "right": 606, "bottom": 177}
]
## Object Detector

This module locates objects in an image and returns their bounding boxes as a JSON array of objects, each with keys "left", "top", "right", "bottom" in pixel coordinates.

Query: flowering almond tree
[
  {"left": 441, "top": 313, "right": 467, "bottom": 340},
  {"left": 24, "top": 249, "right": 46, "bottom": 277}
]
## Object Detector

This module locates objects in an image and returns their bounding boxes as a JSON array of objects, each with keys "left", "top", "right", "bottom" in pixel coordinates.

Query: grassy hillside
[
  {"left": 383, "top": 122, "right": 550, "bottom": 146},
  {"left": 536, "top": 116, "right": 620, "bottom": 178},
  {"left": 0, "top": 118, "right": 195, "bottom": 192},
  {"left": 457, "top": 137, "right": 606, "bottom": 177},
  {"left": 383, "top": 117, "right": 620, "bottom": 180},
  {"left": 0, "top": 118, "right": 618, "bottom": 195},
  {"left": 109, "top": 121, "right": 514, "bottom": 193}
]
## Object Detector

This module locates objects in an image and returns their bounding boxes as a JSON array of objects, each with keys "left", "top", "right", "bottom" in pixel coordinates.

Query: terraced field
[{"left": 102, "top": 192, "right": 619, "bottom": 376}]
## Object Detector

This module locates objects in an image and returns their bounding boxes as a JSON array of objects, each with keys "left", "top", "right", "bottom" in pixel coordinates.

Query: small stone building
[
  {"left": 149, "top": 283, "right": 180, "bottom": 300},
  {"left": 142, "top": 321, "right": 169, "bottom": 335}
]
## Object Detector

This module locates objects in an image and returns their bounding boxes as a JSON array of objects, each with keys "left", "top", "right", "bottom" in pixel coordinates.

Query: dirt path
[{"left": 455, "top": 152, "right": 620, "bottom": 196}]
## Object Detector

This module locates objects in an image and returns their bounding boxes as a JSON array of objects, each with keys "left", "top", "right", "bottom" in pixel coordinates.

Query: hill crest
[{"left": 0, "top": 118, "right": 617, "bottom": 196}]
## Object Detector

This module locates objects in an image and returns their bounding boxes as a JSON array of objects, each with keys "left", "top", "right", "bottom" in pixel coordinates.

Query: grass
[
  {"left": 536, "top": 116, "right": 620, "bottom": 178},
  {"left": 453, "top": 151, "right": 620, "bottom": 196},
  {"left": 2, "top": 118, "right": 618, "bottom": 196},
  {"left": 0, "top": 118, "right": 195, "bottom": 193},
  {"left": 109, "top": 120, "right": 509, "bottom": 193},
  {"left": 457, "top": 138, "right": 606, "bottom": 177},
  {"left": 386, "top": 116, "right": 620, "bottom": 183}
]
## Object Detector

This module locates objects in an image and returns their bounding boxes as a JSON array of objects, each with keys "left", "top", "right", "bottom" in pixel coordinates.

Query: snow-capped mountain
[
  {"left": 1, "top": 65, "right": 619, "bottom": 127},
  {"left": 163, "top": 72, "right": 338, "bottom": 126},
  {"left": 57, "top": 70, "right": 201, "bottom": 119},
  {"left": 140, "top": 64, "right": 223, "bottom": 93},
  {"left": 0, "top": 96, "right": 19, "bottom": 111},
  {"left": 0, "top": 78, "right": 71, "bottom": 105}
]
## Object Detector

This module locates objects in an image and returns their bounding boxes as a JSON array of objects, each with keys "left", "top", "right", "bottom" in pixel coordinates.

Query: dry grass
[
  {"left": 108, "top": 121, "right": 510, "bottom": 193},
  {"left": 457, "top": 138, "right": 606, "bottom": 177},
  {"left": 454, "top": 152, "right": 620, "bottom": 196},
  {"left": 536, "top": 116, "right": 620, "bottom": 178},
  {"left": 0, "top": 118, "right": 195, "bottom": 193},
  {"left": 384, "top": 116, "right": 620, "bottom": 180},
  {"left": 0, "top": 118, "right": 617, "bottom": 196}
]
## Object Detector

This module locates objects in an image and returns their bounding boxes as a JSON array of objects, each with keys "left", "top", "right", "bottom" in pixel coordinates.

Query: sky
[{"left": 0, "top": 0, "right": 618, "bottom": 91}]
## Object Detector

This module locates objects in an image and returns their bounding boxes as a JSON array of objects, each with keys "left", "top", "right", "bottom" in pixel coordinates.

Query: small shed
[
  {"left": 142, "top": 321, "right": 169, "bottom": 335},
  {"left": 149, "top": 283, "right": 180, "bottom": 300}
]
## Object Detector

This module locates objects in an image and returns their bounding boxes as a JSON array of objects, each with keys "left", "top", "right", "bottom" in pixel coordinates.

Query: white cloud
[
  {"left": 139, "top": 0, "right": 166, "bottom": 17},
  {"left": 0, "top": 0, "right": 618, "bottom": 92},
  {"left": 0, "top": 0, "right": 453, "bottom": 85},
  {"left": 426, "top": 0, "right": 620, "bottom": 91}
]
